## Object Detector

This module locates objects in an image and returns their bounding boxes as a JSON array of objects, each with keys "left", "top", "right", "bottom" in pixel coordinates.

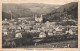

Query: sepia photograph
[{"left": 2, "top": 0, "right": 78, "bottom": 48}]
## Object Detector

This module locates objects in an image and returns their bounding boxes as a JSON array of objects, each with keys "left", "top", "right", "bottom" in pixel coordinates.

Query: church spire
[{"left": 41, "top": 14, "right": 42, "bottom": 17}]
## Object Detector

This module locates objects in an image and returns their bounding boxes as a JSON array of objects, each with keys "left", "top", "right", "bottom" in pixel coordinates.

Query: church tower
[
  {"left": 35, "top": 14, "right": 43, "bottom": 22},
  {"left": 40, "top": 14, "right": 43, "bottom": 22}
]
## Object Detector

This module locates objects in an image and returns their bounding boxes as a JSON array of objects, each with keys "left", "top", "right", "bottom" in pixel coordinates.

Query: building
[
  {"left": 35, "top": 15, "right": 43, "bottom": 22},
  {"left": 39, "top": 32, "right": 46, "bottom": 38},
  {"left": 45, "top": 21, "right": 50, "bottom": 28},
  {"left": 2, "top": 28, "right": 8, "bottom": 35},
  {"left": 15, "top": 32, "right": 22, "bottom": 38},
  {"left": 48, "top": 32, "right": 53, "bottom": 36},
  {"left": 2, "top": 18, "right": 9, "bottom": 24},
  {"left": 68, "top": 29, "right": 73, "bottom": 35}
]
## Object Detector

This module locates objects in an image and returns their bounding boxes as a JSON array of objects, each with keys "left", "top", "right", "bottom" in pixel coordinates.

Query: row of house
[{"left": 2, "top": 16, "right": 78, "bottom": 38}]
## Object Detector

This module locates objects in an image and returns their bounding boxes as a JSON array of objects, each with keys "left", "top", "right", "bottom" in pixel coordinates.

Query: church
[{"left": 34, "top": 14, "right": 43, "bottom": 22}]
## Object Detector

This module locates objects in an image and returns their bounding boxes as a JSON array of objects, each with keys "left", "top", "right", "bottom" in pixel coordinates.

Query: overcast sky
[{"left": 2, "top": 0, "right": 78, "bottom": 5}]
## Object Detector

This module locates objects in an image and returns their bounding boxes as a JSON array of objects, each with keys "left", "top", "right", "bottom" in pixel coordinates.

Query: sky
[{"left": 2, "top": 0, "right": 78, "bottom": 5}]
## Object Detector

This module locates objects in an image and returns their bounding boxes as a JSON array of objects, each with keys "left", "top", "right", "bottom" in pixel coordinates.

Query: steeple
[
  {"left": 41, "top": 14, "right": 42, "bottom": 18},
  {"left": 35, "top": 14, "right": 43, "bottom": 22}
]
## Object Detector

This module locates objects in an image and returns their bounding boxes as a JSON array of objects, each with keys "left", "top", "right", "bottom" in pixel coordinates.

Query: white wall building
[
  {"left": 35, "top": 15, "right": 43, "bottom": 22},
  {"left": 39, "top": 32, "right": 46, "bottom": 38}
]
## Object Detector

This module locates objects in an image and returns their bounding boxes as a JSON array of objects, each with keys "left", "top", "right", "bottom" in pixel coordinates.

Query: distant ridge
[{"left": 2, "top": 3, "right": 60, "bottom": 20}]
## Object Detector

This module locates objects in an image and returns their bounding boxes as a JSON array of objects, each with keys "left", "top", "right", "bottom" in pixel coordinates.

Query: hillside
[
  {"left": 2, "top": 3, "right": 60, "bottom": 20},
  {"left": 2, "top": 2, "right": 78, "bottom": 21},
  {"left": 2, "top": 3, "right": 33, "bottom": 20},
  {"left": 43, "top": 2, "right": 78, "bottom": 22}
]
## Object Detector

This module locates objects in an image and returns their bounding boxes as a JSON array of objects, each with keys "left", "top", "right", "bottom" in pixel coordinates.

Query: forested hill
[
  {"left": 43, "top": 2, "right": 78, "bottom": 22},
  {"left": 2, "top": 3, "right": 60, "bottom": 20}
]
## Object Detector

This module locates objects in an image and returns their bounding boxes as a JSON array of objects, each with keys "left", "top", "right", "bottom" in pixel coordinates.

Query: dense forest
[
  {"left": 2, "top": 3, "right": 59, "bottom": 20},
  {"left": 2, "top": 2, "right": 78, "bottom": 22},
  {"left": 43, "top": 2, "right": 78, "bottom": 22}
]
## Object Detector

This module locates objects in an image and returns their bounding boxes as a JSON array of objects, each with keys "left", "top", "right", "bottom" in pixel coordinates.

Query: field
[{"left": 18, "top": 39, "right": 78, "bottom": 48}]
